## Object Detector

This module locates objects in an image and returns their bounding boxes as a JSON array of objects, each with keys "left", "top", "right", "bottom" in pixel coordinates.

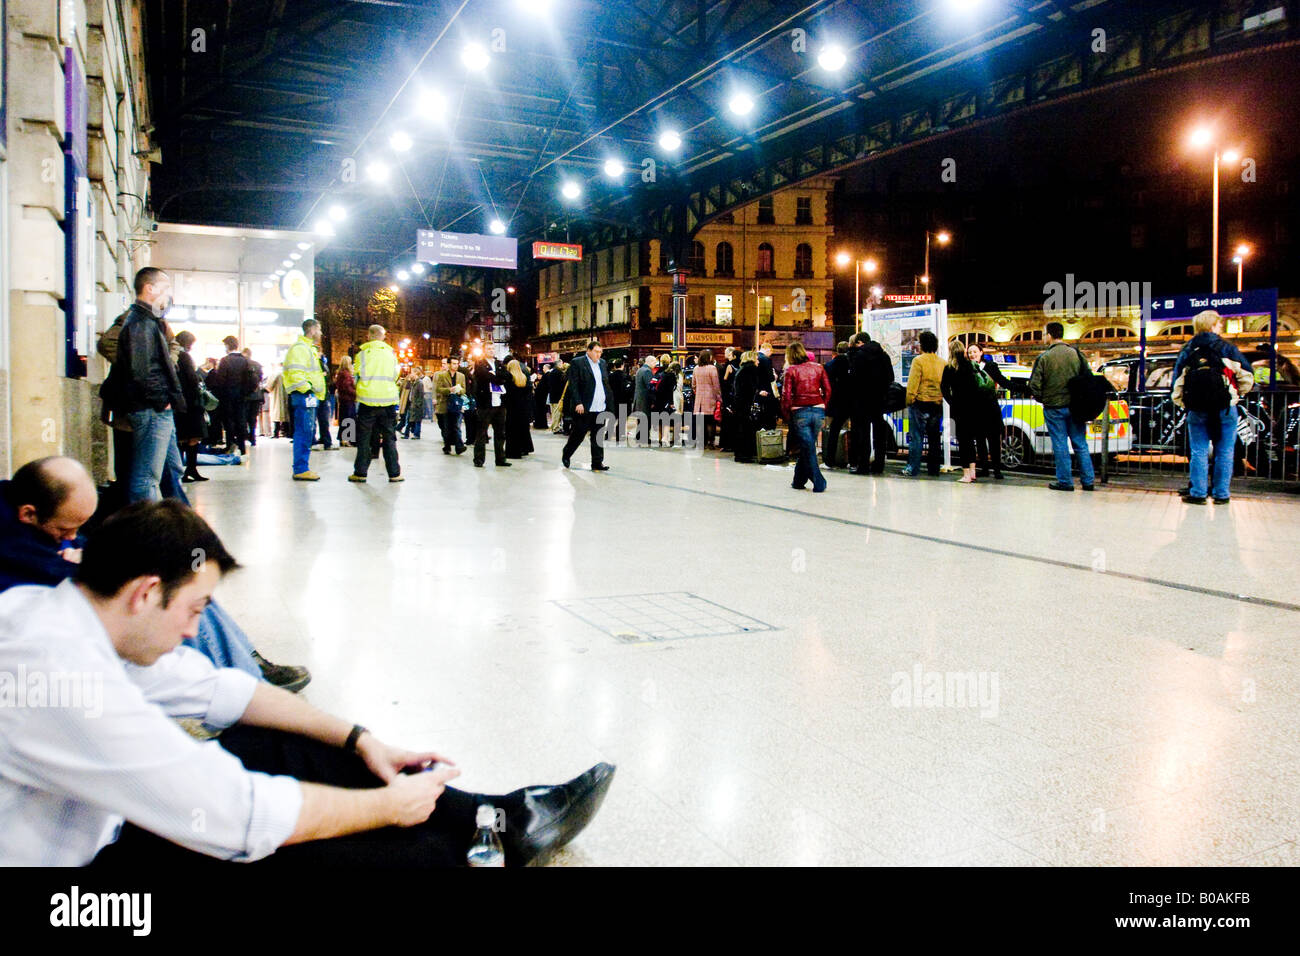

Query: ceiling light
[
  {"left": 603, "top": 157, "right": 625, "bottom": 178},
  {"left": 817, "top": 44, "right": 847, "bottom": 71},
  {"left": 411, "top": 262, "right": 426, "bottom": 274},
  {"left": 389, "top": 284, "right": 400, "bottom": 292},
  {"left": 296, "top": 242, "right": 312, "bottom": 251},
  {"left": 314, "top": 219, "right": 336, "bottom": 236},
  {"left": 489, "top": 218, "right": 506, "bottom": 234},
  {"left": 389, "top": 130, "right": 413, "bottom": 152},
  {"left": 328, "top": 204, "right": 347, "bottom": 221},
  {"left": 397, "top": 270, "right": 411, "bottom": 281},
  {"left": 728, "top": 92, "right": 755, "bottom": 116},
  {"left": 262, "top": 280, "right": 273, "bottom": 288},
  {"left": 417, "top": 89, "right": 447, "bottom": 120},
  {"left": 366, "top": 161, "right": 390, "bottom": 182},
  {"left": 289, "top": 252, "right": 302, "bottom": 261},
  {"left": 658, "top": 129, "right": 682, "bottom": 152},
  {"left": 281, "top": 259, "right": 293, "bottom": 268},
  {"left": 462, "top": 43, "right": 489, "bottom": 71},
  {"left": 561, "top": 181, "right": 581, "bottom": 200}
]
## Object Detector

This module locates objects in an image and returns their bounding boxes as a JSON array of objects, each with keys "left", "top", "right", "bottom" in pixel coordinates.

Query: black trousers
[
  {"left": 474, "top": 405, "right": 507, "bottom": 465},
  {"left": 974, "top": 400, "right": 1003, "bottom": 475},
  {"left": 246, "top": 400, "right": 262, "bottom": 444},
  {"left": 562, "top": 411, "right": 606, "bottom": 467},
  {"left": 315, "top": 399, "right": 334, "bottom": 448},
  {"left": 220, "top": 394, "right": 247, "bottom": 452},
  {"left": 954, "top": 415, "right": 978, "bottom": 468},
  {"left": 353, "top": 404, "right": 400, "bottom": 478},
  {"left": 849, "top": 410, "right": 891, "bottom": 473},
  {"left": 90, "top": 727, "right": 483, "bottom": 868}
]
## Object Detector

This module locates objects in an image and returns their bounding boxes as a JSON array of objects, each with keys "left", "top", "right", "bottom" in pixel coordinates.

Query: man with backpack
[
  {"left": 1171, "top": 310, "right": 1254, "bottom": 505},
  {"left": 1029, "top": 321, "right": 1095, "bottom": 492}
]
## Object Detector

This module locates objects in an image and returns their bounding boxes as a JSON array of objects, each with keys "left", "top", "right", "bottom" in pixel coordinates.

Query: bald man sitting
[{"left": 0, "top": 457, "right": 309, "bottom": 691}]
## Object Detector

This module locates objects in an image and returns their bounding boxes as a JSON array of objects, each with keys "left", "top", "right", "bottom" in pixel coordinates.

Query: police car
[{"left": 887, "top": 364, "right": 1133, "bottom": 470}]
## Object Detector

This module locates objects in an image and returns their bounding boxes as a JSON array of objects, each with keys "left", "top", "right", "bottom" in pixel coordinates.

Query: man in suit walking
[
  {"left": 433, "top": 358, "right": 468, "bottom": 455},
  {"left": 472, "top": 351, "right": 512, "bottom": 468},
  {"left": 561, "top": 340, "right": 613, "bottom": 472}
]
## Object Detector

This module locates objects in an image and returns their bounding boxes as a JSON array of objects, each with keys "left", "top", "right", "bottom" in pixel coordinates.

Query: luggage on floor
[{"left": 756, "top": 428, "right": 786, "bottom": 462}]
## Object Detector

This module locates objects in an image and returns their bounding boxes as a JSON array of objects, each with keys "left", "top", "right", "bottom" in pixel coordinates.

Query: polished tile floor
[{"left": 192, "top": 429, "right": 1300, "bottom": 866}]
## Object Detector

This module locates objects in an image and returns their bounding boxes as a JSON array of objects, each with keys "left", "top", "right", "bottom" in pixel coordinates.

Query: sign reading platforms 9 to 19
[{"left": 416, "top": 230, "right": 517, "bottom": 269}]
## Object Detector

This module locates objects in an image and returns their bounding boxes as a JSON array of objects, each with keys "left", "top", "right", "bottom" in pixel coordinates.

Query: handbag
[
  {"left": 1067, "top": 347, "right": 1109, "bottom": 424},
  {"left": 198, "top": 382, "right": 221, "bottom": 412},
  {"left": 883, "top": 381, "right": 906, "bottom": 413},
  {"left": 713, "top": 398, "right": 722, "bottom": 422}
]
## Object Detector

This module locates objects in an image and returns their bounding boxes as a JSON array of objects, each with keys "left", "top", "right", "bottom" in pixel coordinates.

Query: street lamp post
[
  {"left": 836, "top": 251, "right": 880, "bottom": 327},
  {"left": 923, "top": 230, "right": 951, "bottom": 301},
  {"left": 1232, "top": 243, "right": 1252, "bottom": 293},
  {"left": 1189, "top": 127, "right": 1242, "bottom": 294}
]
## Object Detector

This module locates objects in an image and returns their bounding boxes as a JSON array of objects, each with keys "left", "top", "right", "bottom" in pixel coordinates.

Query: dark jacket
[
  {"left": 941, "top": 360, "right": 981, "bottom": 419},
  {"left": 214, "top": 352, "right": 252, "bottom": 401},
  {"left": 113, "top": 303, "right": 184, "bottom": 413},
  {"left": 473, "top": 359, "right": 512, "bottom": 410},
  {"left": 825, "top": 354, "right": 851, "bottom": 415},
  {"left": 565, "top": 355, "right": 613, "bottom": 415},
  {"left": 653, "top": 369, "right": 678, "bottom": 413},
  {"left": 1171, "top": 332, "right": 1254, "bottom": 409},
  {"left": 847, "top": 341, "right": 894, "bottom": 412},
  {"left": 1029, "top": 342, "right": 1085, "bottom": 409},
  {"left": 545, "top": 366, "right": 567, "bottom": 403},
  {"left": 609, "top": 368, "right": 631, "bottom": 407},
  {"left": 633, "top": 365, "right": 654, "bottom": 413},
  {"left": 981, "top": 356, "right": 1022, "bottom": 396},
  {"left": 0, "top": 484, "right": 80, "bottom": 594}
]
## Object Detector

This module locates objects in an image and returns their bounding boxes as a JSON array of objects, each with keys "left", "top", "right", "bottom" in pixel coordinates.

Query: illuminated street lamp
[
  {"left": 923, "top": 230, "right": 951, "bottom": 299},
  {"left": 1188, "top": 126, "right": 1245, "bottom": 293},
  {"left": 1232, "top": 243, "right": 1252, "bottom": 292},
  {"left": 836, "top": 251, "right": 882, "bottom": 320}
]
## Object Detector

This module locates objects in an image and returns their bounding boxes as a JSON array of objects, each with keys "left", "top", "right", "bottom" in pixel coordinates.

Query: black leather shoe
[
  {"left": 1213, "top": 497, "right": 1230, "bottom": 505},
  {"left": 592, "top": 464, "right": 610, "bottom": 471},
  {"left": 1182, "top": 494, "right": 1208, "bottom": 505},
  {"left": 500, "top": 763, "right": 616, "bottom": 866},
  {"left": 561, "top": 456, "right": 571, "bottom": 469},
  {"left": 1047, "top": 482, "right": 1074, "bottom": 492}
]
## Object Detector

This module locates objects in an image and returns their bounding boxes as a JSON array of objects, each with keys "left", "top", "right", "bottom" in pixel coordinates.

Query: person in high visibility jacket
[
  {"left": 349, "top": 324, "right": 403, "bottom": 483},
  {"left": 284, "top": 318, "right": 327, "bottom": 480}
]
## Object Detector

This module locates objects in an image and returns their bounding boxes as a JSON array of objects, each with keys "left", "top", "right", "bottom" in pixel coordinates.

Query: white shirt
[
  {"left": 587, "top": 357, "right": 606, "bottom": 413},
  {"left": 486, "top": 361, "right": 504, "bottom": 407},
  {"left": 0, "top": 581, "right": 302, "bottom": 865}
]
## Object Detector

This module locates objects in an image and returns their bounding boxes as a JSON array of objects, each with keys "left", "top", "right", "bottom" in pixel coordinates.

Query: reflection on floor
[{"left": 194, "top": 430, "right": 1300, "bottom": 866}]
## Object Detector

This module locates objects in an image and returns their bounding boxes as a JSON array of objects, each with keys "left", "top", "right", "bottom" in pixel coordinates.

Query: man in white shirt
[
  {"left": 0, "top": 500, "right": 614, "bottom": 866},
  {"left": 561, "top": 340, "right": 614, "bottom": 471}
]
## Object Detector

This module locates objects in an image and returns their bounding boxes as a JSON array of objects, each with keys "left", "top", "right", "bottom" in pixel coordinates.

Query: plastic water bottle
[{"left": 467, "top": 804, "right": 505, "bottom": 867}]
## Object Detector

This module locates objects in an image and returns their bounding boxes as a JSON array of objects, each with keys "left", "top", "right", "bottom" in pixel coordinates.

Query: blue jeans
[
  {"left": 1043, "top": 406, "right": 1095, "bottom": 487},
  {"left": 183, "top": 601, "right": 261, "bottom": 678},
  {"left": 906, "top": 402, "right": 943, "bottom": 475},
  {"left": 791, "top": 406, "right": 827, "bottom": 491},
  {"left": 126, "top": 408, "right": 184, "bottom": 503},
  {"left": 1187, "top": 406, "right": 1237, "bottom": 499},
  {"left": 290, "top": 391, "right": 317, "bottom": 474}
]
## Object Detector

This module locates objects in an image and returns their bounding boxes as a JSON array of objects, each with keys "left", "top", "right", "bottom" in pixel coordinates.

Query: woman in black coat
[
  {"left": 940, "top": 348, "right": 982, "bottom": 483},
  {"left": 653, "top": 363, "right": 679, "bottom": 446},
  {"left": 731, "top": 352, "right": 775, "bottom": 462},
  {"left": 174, "top": 331, "right": 208, "bottom": 482},
  {"left": 504, "top": 359, "right": 535, "bottom": 458}
]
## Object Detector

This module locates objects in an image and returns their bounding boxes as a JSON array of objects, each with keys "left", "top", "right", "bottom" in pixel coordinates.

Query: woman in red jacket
[
  {"left": 780, "top": 341, "right": 831, "bottom": 493},
  {"left": 691, "top": 349, "right": 722, "bottom": 449},
  {"left": 334, "top": 355, "right": 357, "bottom": 447}
]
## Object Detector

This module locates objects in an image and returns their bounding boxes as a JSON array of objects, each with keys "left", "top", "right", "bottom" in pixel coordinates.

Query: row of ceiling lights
[{"left": 261, "top": 240, "right": 316, "bottom": 288}]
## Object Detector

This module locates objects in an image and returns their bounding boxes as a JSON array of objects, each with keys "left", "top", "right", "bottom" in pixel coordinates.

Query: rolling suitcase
[{"left": 756, "top": 428, "right": 786, "bottom": 462}]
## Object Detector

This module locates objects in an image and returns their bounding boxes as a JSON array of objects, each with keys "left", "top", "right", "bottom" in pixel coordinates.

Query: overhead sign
[
  {"left": 1148, "top": 288, "right": 1278, "bottom": 321},
  {"left": 532, "top": 241, "right": 583, "bottom": 261},
  {"left": 417, "top": 229, "right": 517, "bottom": 269},
  {"left": 882, "top": 293, "right": 933, "bottom": 305}
]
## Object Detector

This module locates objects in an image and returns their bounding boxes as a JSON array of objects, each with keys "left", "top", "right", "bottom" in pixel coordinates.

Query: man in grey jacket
[
  {"left": 1028, "top": 321, "right": 1095, "bottom": 492},
  {"left": 631, "top": 354, "right": 658, "bottom": 446}
]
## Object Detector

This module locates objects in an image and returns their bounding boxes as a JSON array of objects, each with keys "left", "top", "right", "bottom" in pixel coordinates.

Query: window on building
[
  {"left": 757, "top": 196, "right": 775, "bottom": 225},
  {"left": 558, "top": 264, "right": 566, "bottom": 294},
  {"left": 625, "top": 243, "right": 634, "bottom": 278},
  {"left": 1156, "top": 323, "right": 1194, "bottom": 336},
  {"left": 756, "top": 242, "right": 774, "bottom": 277},
  {"left": 1012, "top": 329, "right": 1044, "bottom": 342},
  {"left": 795, "top": 196, "right": 812, "bottom": 225},
  {"left": 688, "top": 295, "right": 705, "bottom": 320},
  {"left": 758, "top": 295, "right": 774, "bottom": 326},
  {"left": 624, "top": 294, "right": 633, "bottom": 325},
  {"left": 689, "top": 240, "right": 706, "bottom": 275},
  {"left": 794, "top": 243, "right": 813, "bottom": 278},
  {"left": 658, "top": 242, "right": 669, "bottom": 274},
  {"left": 952, "top": 332, "right": 992, "bottom": 348},
  {"left": 716, "top": 241, "right": 734, "bottom": 276},
  {"left": 607, "top": 298, "right": 615, "bottom": 325},
  {"left": 1082, "top": 327, "right": 1136, "bottom": 340}
]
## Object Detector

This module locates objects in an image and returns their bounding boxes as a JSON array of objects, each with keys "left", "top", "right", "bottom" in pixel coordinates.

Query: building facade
[
  {"left": 2, "top": 0, "right": 154, "bottom": 478},
  {"left": 532, "top": 178, "right": 838, "bottom": 361}
]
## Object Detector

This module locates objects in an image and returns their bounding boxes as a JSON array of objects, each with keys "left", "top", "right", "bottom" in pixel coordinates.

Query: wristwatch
[{"left": 344, "top": 724, "right": 368, "bottom": 752}]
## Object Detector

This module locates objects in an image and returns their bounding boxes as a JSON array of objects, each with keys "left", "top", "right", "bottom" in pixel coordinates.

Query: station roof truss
[{"left": 143, "top": 0, "right": 1297, "bottom": 287}]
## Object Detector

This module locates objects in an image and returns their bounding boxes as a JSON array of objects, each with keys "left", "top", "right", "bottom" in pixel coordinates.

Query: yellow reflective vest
[
  {"left": 283, "top": 335, "right": 325, "bottom": 397},
  {"left": 355, "top": 340, "right": 399, "bottom": 406}
]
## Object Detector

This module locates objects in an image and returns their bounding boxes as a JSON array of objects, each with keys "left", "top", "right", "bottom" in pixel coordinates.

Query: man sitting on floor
[
  {"left": 0, "top": 456, "right": 309, "bottom": 691},
  {"left": 0, "top": 499, "right": 614, "bottom": 866}
]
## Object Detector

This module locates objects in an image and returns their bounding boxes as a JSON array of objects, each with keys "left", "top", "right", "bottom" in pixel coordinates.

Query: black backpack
[
  {"left": 1067, "top": 348, "right": 1110, "bottom": 424},
  {"left": 1181, "top": 341, "right": 1231, "bottom": 412}
]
